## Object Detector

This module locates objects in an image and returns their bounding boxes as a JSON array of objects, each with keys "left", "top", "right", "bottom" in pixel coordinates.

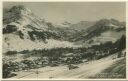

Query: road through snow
[{"left": 9, "top": 55, "right": 122, "bottom": 79}]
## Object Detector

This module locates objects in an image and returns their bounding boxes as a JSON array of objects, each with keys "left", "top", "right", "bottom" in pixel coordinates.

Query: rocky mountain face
[
  {"left": 53, "top": 19, "right": 125, "bottom": 44},
  {"left": 3, "top": 5, "right": 75, "bottom": 52},
  {"left": 73, "top": 19, "right": 125, "bottom": 46},
  {"left": 3, "top": 5, "right": 126, "bottom": 53},
  {"left": 3, "top": 5, "right": 61, "bottom": 40},
  {"left": 70, "top": 21, "right": 96, "bottom": 31}
]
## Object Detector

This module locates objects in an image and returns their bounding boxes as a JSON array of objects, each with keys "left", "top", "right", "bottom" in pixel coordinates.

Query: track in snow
[{"left": 9, "top": 55, "right": 121, "bottom": 79}]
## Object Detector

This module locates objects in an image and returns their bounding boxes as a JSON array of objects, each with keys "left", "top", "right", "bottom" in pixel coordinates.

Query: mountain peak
[
  {"left": 3, "top": 5, "right": 32, "bottom": 24},
  {"left": 95, "top": 19, "right": 125, "bottom": 28},
  {"left": 7, "top": 5, "right": 32, "bottom": 16},
  {"left": 9, "top": 5, "right": 26, "bottom": 11}
]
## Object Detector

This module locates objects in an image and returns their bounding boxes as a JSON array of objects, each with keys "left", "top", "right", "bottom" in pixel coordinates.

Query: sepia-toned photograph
[{"left": 2, "top": 2, "right": 126, "bottom": 80}]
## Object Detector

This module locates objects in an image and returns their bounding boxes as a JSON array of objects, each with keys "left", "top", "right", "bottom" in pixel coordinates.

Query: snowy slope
[
  {"left": 3, "top": 34, "right": 79, "bottom": 52},
  {"left": 3, "top": 5, "right": 80, "bottom": 53},
  {"left": 73, "top": 19, "right": 125, "bottom": 45},
  {"left": 3, "top": 5, "right": 125, "bottom": 53}
]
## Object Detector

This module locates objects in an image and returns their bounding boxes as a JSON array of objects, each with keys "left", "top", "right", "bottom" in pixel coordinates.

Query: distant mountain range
[{"left": 3, "top": 5, "right": 126, "bottom": 53}]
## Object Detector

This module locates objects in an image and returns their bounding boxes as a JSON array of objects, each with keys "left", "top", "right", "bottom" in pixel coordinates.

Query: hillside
[
  {"left": 3, "top": 5, "right": 79, "bottom": 53},
  {"left": 3, "top": 5, "right": 126, "bottom": 52},
  {"left": 73, "top": 19, "right": 125, "bottom": 46}
]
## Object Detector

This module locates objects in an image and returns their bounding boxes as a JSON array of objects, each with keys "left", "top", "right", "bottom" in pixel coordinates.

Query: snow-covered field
[
  {"left": 8, "top": 55, "right": 122, "bottom": 80},
  {"left": 3, "top": 34, "right": 81, "bottom": 53}
]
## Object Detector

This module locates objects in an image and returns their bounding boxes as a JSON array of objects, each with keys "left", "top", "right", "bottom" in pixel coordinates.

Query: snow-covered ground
[
  {"left": 8, "top": 55, "right": 123, "bottom": 80},
  {"left": 3, "top": 34, "right": 81, "bottom": 53}
]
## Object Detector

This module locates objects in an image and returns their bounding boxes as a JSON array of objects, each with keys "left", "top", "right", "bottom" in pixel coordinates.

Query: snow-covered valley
[{"left": 2, "top": 5, "right": 126, "bottom": 79}]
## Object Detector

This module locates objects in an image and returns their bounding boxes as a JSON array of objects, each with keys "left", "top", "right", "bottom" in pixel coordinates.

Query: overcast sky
[{"left": 4, "top": 2, "right": 126, "bottom": 24}]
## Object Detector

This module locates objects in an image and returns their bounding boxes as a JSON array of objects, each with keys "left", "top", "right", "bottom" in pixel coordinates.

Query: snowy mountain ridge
[{"left": 3, "top": 5, "right": 125, "bottom": 53}]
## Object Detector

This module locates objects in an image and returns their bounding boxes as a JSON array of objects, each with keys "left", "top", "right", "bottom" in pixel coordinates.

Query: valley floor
[{"left": 7, "top": 55, "right": 125, "bottom": 80}]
